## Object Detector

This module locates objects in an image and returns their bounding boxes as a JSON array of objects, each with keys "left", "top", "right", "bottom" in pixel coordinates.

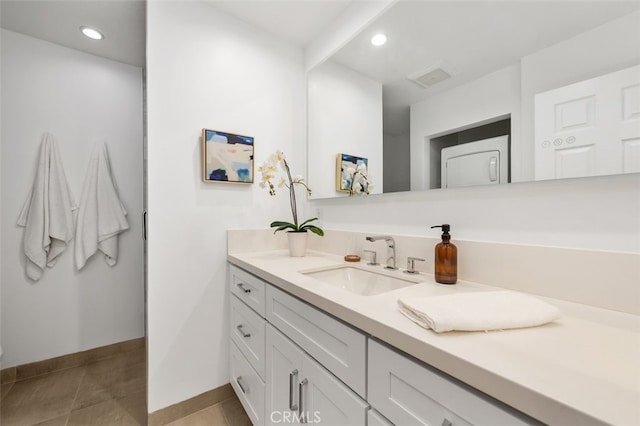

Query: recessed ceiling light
[
  {"left": 80, "top": 26, "right": 104, "bottom": 40},
  {"left": 371, "top": 33, "right": 387, "bottom": 46}
]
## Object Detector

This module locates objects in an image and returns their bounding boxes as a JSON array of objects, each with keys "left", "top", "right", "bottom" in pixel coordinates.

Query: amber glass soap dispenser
[{"left": 430, "top": 224, "right": 457, "bottom": 284}]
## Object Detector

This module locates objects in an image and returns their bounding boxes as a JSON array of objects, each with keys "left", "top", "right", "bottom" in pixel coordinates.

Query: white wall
[
  {"left": 383, "top": 131, "right": 410, "bottom": 193},
  {"left": 143, "top": 1, "right": 640, "bottom": 413},
  {"left": 0, "top": 30, "right": 145, "bottom": 367},
  {"left": 306, "top": 3, "right": 640, "bottom": 254},
  {"left": 410, "top": 64, "right": 521, "bottom": 190},
  {"left": 520, "top": 10, "right": 640, "bottom": 181},
  {"left": 308, "top": 60, "right": 383, "bottom": 199},
  {"left": 310, "top": 174, "right": 640, "bottom": 253},
  {"left": 146, "top": 1, "right": 305, "bottom": 412}
]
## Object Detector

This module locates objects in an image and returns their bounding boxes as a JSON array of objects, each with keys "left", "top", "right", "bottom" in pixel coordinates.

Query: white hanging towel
[
  {"left": 398, "top": 291, "right": 561, "bottom": 333},
  {"left": 17, "top": 133, "right": 76, "bottom": 281},
  {"left": 75, "top": 141, "right": 129, "bottom": 270}
]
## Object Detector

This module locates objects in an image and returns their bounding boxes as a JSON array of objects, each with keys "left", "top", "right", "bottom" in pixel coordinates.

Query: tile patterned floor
[
  {"left": 167, "top": 397, "right": 251, "bottom": 426},
  {"left": 1, "top": 346, "right": 250, "bottom": 426}
]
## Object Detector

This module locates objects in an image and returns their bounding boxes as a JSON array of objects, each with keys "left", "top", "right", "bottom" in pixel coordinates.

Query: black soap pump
[{"left": 430, "top": 224, "right": 457, "bottom": 284}]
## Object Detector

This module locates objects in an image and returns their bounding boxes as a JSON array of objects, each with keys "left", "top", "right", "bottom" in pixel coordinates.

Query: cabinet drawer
[
  {"left": 368, "top": 340, "right": 534, "bottom": 426},
  {"left": 230, "top": 264, "right": 267, "bottom": 317},
  {"left": 230, "top": 341, "right": 265, "bottom": 425},
  {"left": 368, "top": 409, "right": 393, "bottom": 426},
  {"left": 231, "top": 294, "right": 266, "bottom": 380},
  {"left": 266, "top": 285, "right": 366, "bottom": 398}
]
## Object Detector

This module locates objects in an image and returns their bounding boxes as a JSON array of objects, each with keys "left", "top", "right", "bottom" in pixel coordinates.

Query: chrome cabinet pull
[
  {"left": 298, "top": 378, "right": 308, "bottom": 423},
  {"left": 489, "top": 156, "right": 498, "bottom": 181},
  {"left": 236, "top": 324, "right": 251, "bottom": 338},
  {"left": 236, "top": 283, "right": 251, "bottom": 294},
  {"left": 142, "top": 210, "right": 147, "bottom": 241},
  {"left": 288, "top": 369, "right": 298, "bottom": 411},
  {"left": 236, "top": 376, "right": 248, "bottom": 394}
]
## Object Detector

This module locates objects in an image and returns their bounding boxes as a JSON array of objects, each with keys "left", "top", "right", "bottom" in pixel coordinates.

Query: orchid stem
[{"left": 283, "top": 158, "right": 298, "bottom": 228}]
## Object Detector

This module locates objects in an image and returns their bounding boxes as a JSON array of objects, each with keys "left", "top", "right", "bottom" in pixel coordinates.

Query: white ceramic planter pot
[{"left": 287, "top": 231, "right": 308, "bottom": 257}]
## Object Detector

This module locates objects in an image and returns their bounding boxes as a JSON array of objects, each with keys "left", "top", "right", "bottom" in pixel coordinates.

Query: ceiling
[
  {"left": 6, "top": 0, "right": 635, "bottom": 133},
  {"left": 328, "top": 1, "right": 640, "bottom": 134},
  {"left": 208, "top": 1, "right": 352, "bottom": 48},
  {"left": 0, "top": 0, "right": 352, "bottom": 67},
  {"left": 0, "top": 0, "right": 146, "bottom": 67}
]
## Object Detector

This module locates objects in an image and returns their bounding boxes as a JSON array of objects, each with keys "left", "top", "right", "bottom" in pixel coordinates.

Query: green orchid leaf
[
  {"left": 270, "top": 221, "right": 295, "bottom": 228},
  {"left": 303, "top": 225, "right": 324, "bottom": 237},
  {"left": 298, "top": 217, "right": 319, "bottom": 228},
  {"left": 270, "top": 221, "right": 297, "bottom": 233}
]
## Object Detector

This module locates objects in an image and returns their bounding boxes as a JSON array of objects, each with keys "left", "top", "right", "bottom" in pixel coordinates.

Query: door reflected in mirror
[
  {"left": 307, "top": 1, "right": 640, "bottom": 199},
  {"left": 534, "top": 65, "right": 640, "bottom": 180}
]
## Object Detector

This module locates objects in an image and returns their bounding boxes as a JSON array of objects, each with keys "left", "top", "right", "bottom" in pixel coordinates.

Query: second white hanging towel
[{"left": 75, "top": 141, "right": 129, "bottom": 270}]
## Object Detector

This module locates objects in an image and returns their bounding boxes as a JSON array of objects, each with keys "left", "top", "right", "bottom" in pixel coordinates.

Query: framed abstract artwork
[
  {"left": 336, "top": 153, "right": 369, "bottom": 193},
  {"left": 202, "top": 129, "right": 254, "bottom": 183}
]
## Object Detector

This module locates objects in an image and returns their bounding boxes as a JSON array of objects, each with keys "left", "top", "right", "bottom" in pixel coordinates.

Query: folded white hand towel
[
  {"left": 17, "top": 133, "right": 76, "bottom": 281},
  {"left": 75, "top": 141, "right": 129, "bottom": 270},
  {"left": 398, "top": 291, "right": 561, "bottom": 333}
]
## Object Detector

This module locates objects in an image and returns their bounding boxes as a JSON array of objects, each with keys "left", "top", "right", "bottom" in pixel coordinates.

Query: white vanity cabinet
[
  {"left": 368, "top": 409, "right": 394, "bottom": 426},
  {"left": 229, "top": 265, "right": 268, "bottom": 425},
  {"left": 229, "top": 263, "right": 536, "bottom": 426},
  {"left": 368, "top": 339, "right": 536, "bottom": 426},
  {"left": 230, "top": 294, "right": 266, "bottom": 379},
  {"left": 229, "top": 264, "right": 368, "bottom": 426},
  {"left": 230, "top": 339, "right": 266, "bottom": 424},
  {"left": 265, "top": 285, "right": 367, "bottom": 397},
  {"left": 230, "top": 264, "right": 267, "bottom": 316},
  {"left": 265, "top": 324, "right": 368, "bottom": 425}
]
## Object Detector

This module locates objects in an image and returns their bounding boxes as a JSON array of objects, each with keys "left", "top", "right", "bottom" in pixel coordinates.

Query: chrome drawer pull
[
  {"left": 442, "top": 419, "right": 453, "bottom": 426},
  {"left": 236, "top": 324, "right": 251, "bottom": 338},
  {"left": 236, "top": 376, "right": 248, "bottom": 394},
  {"left": 289, "top": 369, "right": 299, "bottom": 411},
  {"left": 236, "top": 283, "right": 251, "bottom": 294},
  {"left": 299, "top": 378, "right": 308, "bottom": 423}
]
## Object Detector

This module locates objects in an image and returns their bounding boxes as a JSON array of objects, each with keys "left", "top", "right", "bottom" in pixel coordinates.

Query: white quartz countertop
[{"left": 228, "top": 250, "right": 640, "bottom": 426}]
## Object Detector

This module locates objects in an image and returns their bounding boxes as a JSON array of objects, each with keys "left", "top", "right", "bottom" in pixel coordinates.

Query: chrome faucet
[{"left": 365, "top": 235, "right": 397, "bottom": 270}]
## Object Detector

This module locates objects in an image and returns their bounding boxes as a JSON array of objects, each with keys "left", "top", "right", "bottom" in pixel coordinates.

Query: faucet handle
[
  {"left": 404, "top": 256, "right": 425, "bottom": 274},
  {"left": 363, "top": 250, "right": 378, "bottom": 265}
]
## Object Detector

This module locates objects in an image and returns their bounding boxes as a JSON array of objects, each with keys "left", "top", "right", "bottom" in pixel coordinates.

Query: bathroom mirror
[{"left": 307, "top": 1, "right": 640, "bottom": 199}]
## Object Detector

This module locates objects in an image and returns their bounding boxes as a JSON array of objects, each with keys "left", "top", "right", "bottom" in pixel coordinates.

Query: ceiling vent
[{"left": 408, "top": 62, "right": 453, "bottom": 88}]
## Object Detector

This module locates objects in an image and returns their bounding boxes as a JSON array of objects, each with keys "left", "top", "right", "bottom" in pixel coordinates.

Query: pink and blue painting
[{"left": 202, "top": 128, "right": 254, "bottom": 183}]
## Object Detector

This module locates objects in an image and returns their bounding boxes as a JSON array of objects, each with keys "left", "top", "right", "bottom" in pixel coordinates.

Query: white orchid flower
[
  {"left": 345, "top": 166, "right": 356, "bottom": 177},
  {"left": 257, "top": 150, "right": 320, "bottom": 233}
]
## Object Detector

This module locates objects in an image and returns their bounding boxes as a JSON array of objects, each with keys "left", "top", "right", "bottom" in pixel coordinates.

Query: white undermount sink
[{"left": 301, "top": 265, "right": 420, "bottom": 296}]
